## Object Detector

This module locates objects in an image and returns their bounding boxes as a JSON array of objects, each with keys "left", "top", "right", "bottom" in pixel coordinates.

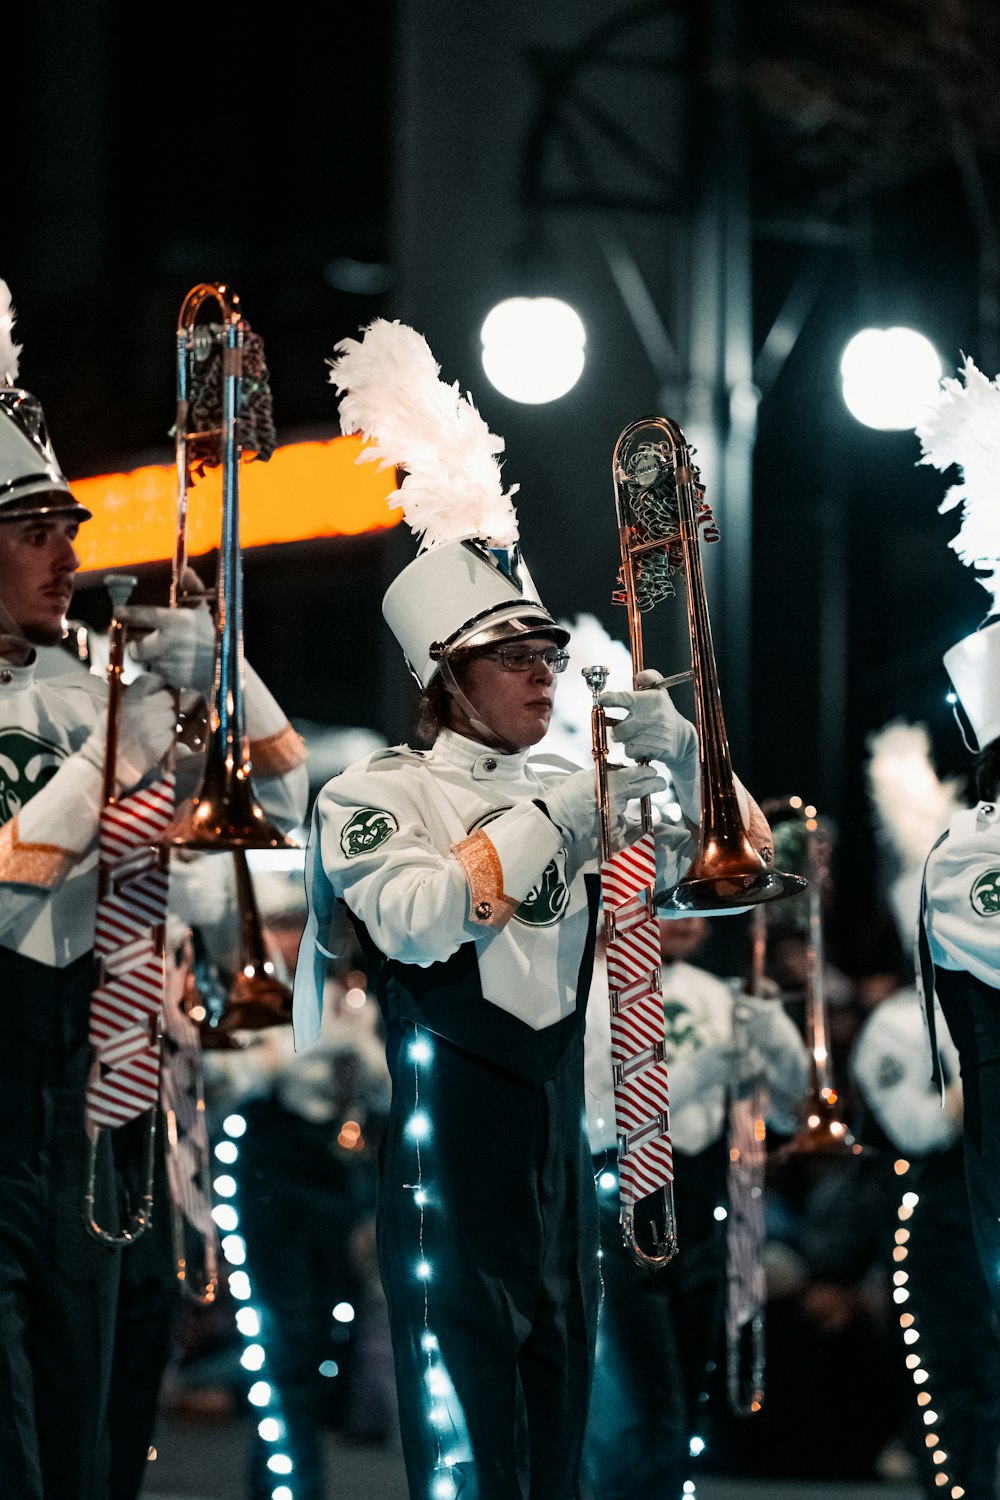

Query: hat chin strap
[{"left": 438, "top": 657, "right": 520, "bottom": 756}]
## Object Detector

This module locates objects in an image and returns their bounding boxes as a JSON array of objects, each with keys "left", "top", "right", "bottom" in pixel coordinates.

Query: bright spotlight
[
  {"left": 840, "top": 327, "right": 943, "bottom": 430},
  {"left": 480, "top": 296, "right": 586, "bottom": 404}
]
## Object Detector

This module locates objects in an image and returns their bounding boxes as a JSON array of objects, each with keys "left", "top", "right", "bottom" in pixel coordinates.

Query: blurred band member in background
[{"left": 583, "top": 915, "right": 807, "bottom": 1500}]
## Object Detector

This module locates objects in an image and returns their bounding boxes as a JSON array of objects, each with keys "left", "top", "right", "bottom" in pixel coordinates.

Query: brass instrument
[
  {"left": 761, "top": 799, "right": 859, "bottom": 1159},
  {"left": 158, "top": 281, "right": 294, "bottom": 854},
  {"left": 191, "top": 849, "right": 293, "bottom": 1048},
  {"left": 160, "top": 281, "right": 294, "bottom": 1041},
  {"left": 611, "top": 417, "right": 805, "bottom": 911},
  {"left": 725, "top": 963, "right": 769, "bottom": 1416},
  {"left": 83, "top": 573, "right": 160, "bottom": 1246}
]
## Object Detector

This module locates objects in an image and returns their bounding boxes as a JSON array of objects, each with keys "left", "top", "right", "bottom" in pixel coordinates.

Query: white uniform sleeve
[
  {"left": 738, "top": 995, "right": 810, "bottom": 1132},
  {"left": 0, "top": 752, "right": 103, "bottom": 909},
  {"left": 926, "top": 804, "right": 1000, "bottom": 990},
  {"left": 850, "top": 995, "right": 961, "bottom": 1154},
  {"left": 311, "top": 758, "right": 563, "bottom": 968},
  {"left": 243, "top": 662, "right": 309, "bottom": 832}
]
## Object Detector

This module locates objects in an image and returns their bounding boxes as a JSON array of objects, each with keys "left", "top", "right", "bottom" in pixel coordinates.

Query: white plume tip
[
  {"left": 915, "top": 355, "right": 1000, "bottom": 614},
  {"left": 0, "top": 279, "right": 22, "bottom": 387},
  {"left": 327, "top": 319, "right": 519, "bottom": 551}
]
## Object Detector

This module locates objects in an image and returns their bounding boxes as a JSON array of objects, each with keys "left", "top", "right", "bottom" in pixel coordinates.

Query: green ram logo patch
[
  {"left": 970, "top": 868, "right": 1000, "bottom": 918},
  {"left": 340, "top": 807, "right": 399, "bottom": 858},
  {"left": 0, "top": 729, "right": 66, "bottom": 822}
]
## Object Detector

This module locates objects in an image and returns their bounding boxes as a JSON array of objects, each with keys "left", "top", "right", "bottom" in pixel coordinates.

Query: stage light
[
  {"left": 840, "top": 327, "right": 943, "bottom": 430},
  {"left": 480, "top": 297, "right": 586, "bottom": 404}
]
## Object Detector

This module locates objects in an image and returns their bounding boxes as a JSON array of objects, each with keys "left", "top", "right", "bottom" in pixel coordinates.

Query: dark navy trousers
[{"left": 377, "top": 1022, "right": 599, "bottom": 1500}]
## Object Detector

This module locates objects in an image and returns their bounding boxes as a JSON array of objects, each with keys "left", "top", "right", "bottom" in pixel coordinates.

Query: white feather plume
[
  {"left": 866, "top": 720, "right": 961, "bottom": 867},
  {"left": 328, "top": 319, "right": 519, "bottom": 550},
  {"left": 0, "top": 279, "right": 22, "bottom": 387},
  {"left": 915, "top": 355, "right": 1000, "bottom": 613}
]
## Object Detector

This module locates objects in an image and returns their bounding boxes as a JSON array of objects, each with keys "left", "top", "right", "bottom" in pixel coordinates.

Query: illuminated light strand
[
  {"left": 221, "top": 1112, "right": 296, "bottom": 1499},
  {"left": 402, "top": 1024, "right": 465, "bottom": 1498},
  {"left": 891, "top": 1166, "right": 963, "bottom": 1497},
  {"left": 72, "top": 434, "right": 401, "bottom": 573},
  {"left": 587, "top": 1081, "right": 615, "bottom": 1299}
]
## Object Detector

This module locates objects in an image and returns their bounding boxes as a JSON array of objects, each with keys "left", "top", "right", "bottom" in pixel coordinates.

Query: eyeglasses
[{"left": 483, "top": 644, "right": 570, "bottom": 673}]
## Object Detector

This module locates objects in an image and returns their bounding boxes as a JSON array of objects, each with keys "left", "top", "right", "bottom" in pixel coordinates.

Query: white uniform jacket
[
  {"left": 925, "top": 802, "right": 1000, "bottom": 993},
  {"left": 585, "top": 959, "right": 809, "bottom": 1156},
  {"left": 850, "top": 988, "right": 962, "bottom": 1156},
  {"left": 293, "top": 728, "right": 695, "bottom": 1050},
  {"left": 0, "top": 655, "right": 308, "bottom": 970}
]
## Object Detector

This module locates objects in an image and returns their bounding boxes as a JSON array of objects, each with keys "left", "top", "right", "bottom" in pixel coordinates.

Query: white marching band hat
[
  {"left": 0, "top": 280, "right": 91, "bottom": 523},
  {"left": 382, "top": 539, "right": 567, "bottom": 689},
  {"left": 943, "top": 622, "right": 1000, "bottom": 752},
  {"left": 328, "top": 318, "right": 565, "bottom": 686}
]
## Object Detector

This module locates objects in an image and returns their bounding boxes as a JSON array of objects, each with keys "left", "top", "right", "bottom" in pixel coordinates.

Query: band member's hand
[
  {"left": 123, "top": 603, "right": 215, "bottom": 694},
  {"left": 600, "top": 670, "right": 697, "bottom": 766},
  {"left": 81, "top": 678, "right": 177, "bottom": 791},
  {"left": 543, "top": 764, "right": 665, "bottom": 843}
]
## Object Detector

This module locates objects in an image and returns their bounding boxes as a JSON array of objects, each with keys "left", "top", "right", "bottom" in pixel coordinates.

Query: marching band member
[
  {"left": 914, "top": 359, "right": 1000, "bottom": 1316},
  {"left": 0, "top": 280, "right": 307, "bottom": 1500},
  {"left": 583, "top": 916, "right": 808, "bottom": 1500},
  {"left": 293, "top": 320, "right": 702, "bottom": 1500}
]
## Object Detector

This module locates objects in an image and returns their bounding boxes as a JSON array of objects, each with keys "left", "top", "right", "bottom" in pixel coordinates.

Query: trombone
[
  {"left": 760, "top": 799, "right": 860, "bottom": 1160},
  {"left": 159, "top": 280, "right": 294, "bottom": 855},
  {"left": 611, "top": 417, "right": 805, "bottom": 912},
  {"left": 83, "top": 572, "right": 165, "bottom": 1246},
  {"left": 162, "top": 280, "right": 294, "bottom": 1040},
  {"left": 589, "top": 415, "right": 804, "bottom": 1271}
]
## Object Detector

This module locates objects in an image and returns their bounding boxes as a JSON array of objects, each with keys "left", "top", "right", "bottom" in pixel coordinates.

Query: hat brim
[
  {"left": 458, "top": 609, "right": 570, "bottom": 653},
  {"left": 0, "top": 492, "right": 92, "bottom": 524}
]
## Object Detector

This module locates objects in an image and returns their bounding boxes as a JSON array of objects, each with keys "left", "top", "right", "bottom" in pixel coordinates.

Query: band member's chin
[{"left": 23, "top": 619, "right": 68, "bottom": 648}]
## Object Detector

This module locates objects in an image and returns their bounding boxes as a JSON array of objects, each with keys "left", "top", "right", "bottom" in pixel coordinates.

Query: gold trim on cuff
[
  {"left": 451, "top": 830, "right": 519, "bottom": 930},
  {"left": 0, "top": 816, "right": 77, "bottom": 889},
  {"left": 249, "top": 723, "right": 308, "bottom": 777}
]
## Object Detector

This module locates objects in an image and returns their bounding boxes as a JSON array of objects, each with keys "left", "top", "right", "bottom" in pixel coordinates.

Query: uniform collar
[{"left": 430, "top": 727, "right": 532, "bottom": 782}]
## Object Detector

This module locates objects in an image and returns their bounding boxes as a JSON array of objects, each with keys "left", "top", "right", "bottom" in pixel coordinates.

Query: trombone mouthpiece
[
  {"left": 103, "top": 573, "right": 138, "bottom": 612},
  {"left": 582, "top": 664, "right": 609, "bottom": 699}
]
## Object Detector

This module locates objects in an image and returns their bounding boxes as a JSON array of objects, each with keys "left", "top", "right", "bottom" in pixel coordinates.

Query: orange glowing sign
[{"left": 72, "top": 434, "right": 399, "bottom": 573}]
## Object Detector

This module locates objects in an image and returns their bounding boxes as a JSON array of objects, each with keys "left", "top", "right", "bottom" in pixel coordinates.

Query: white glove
[
  {"left": 739, "top": 996, "right": 804, "bottom": 1059},
  {"left": 81, "top": 677, "right": 177, "bottom": 792},
  {"left": 599, "top": 669, "right": 698, "bottom": 767},
  {"left": 543, "top": 763, "right": 666, "bottom": 844},
  {"left": 124, "top": 604, "right": 216, "bottom": 695},
  {"left": 681, "top": 1042, "right": 740, "bottom": 1095}
]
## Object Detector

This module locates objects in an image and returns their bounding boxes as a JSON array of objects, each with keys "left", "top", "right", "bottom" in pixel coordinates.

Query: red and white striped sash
[
  {"left": 600, "top": 830, "right": 674, "bottom": 1208},
  {"left": 86, "top": 774, "right": 175, "bottom": 1136}
]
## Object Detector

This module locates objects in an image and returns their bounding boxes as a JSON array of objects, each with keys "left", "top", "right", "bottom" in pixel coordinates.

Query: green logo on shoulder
[
  {"left": 469, "top": 808, "right": 570, "bottom": 927},
  {"left": 970, "top": 869, "right": 1000, "bottom": 917},
  {"left": 0, "top": 729, "right": 66, "bottom": 822},
  {"left": 341, "top": 807, "right": 399, "bottom": 858}
]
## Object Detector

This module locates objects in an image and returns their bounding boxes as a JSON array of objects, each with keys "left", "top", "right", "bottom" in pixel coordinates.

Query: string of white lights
[
  {"left": 215, "top": 1110, "right": 296, "bottom": 1500},
  {"left": 891, "top": 1160, "right": 964, "bottom": 1498},
  {"left": 402, "top": 1023, "right": 470, "bottom": 1500}
]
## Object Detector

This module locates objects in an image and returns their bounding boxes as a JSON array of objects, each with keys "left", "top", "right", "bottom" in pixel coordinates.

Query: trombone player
[{"left": 0, "top": 283, "right": 307, "bottom": 1500}]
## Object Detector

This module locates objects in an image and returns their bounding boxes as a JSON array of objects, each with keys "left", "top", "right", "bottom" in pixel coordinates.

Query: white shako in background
[
  {"left": 912, "top": 357, "right": 1000, "bottom": 1314},
  {"left": 291, "top": 318, "right": 698, "bottom": 1500}
]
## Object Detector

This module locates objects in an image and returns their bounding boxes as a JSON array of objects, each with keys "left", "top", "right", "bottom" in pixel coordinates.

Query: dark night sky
[{"left": 6, "top": 0, "right": 1000, "bottom": 975}]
